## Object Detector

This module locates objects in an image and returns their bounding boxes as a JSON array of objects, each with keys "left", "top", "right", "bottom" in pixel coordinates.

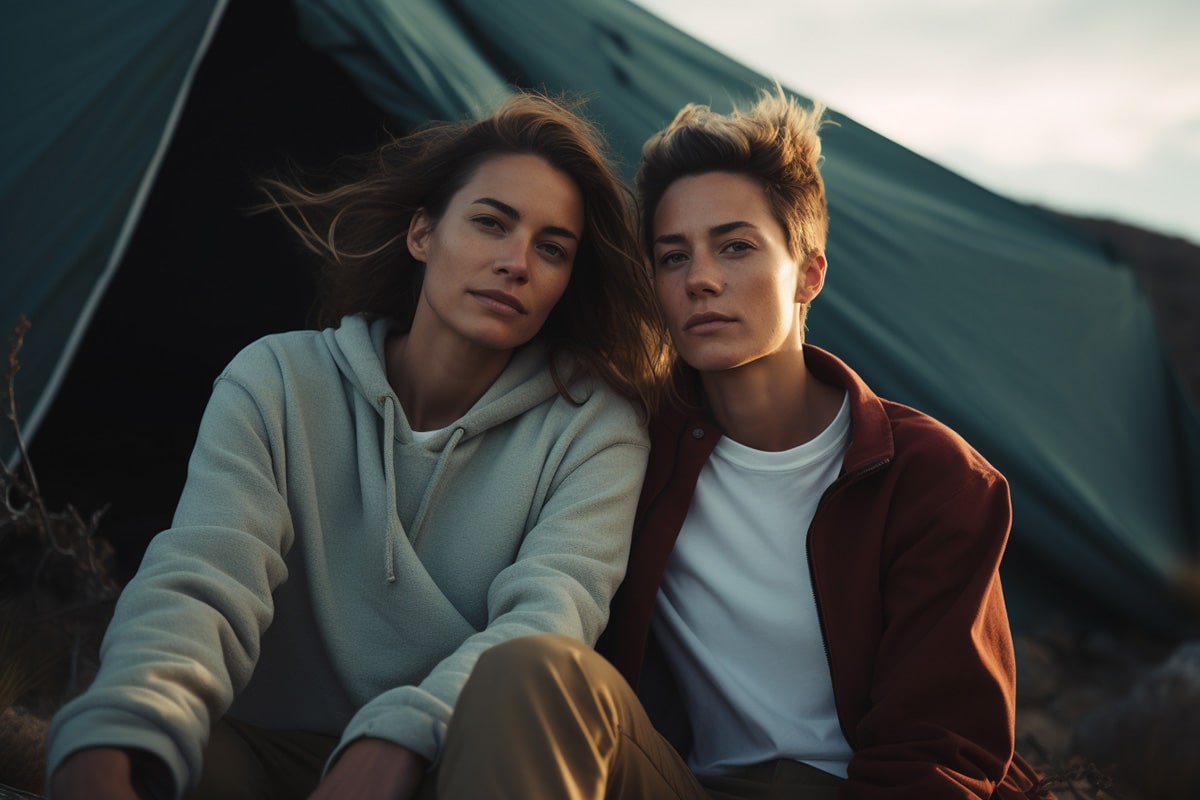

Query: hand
[
  {"left": 51, "top": 747, "right": 141, "bottom": 800},
  {"left": 309, "top": 737, "right": 429, "bottom": 800}
]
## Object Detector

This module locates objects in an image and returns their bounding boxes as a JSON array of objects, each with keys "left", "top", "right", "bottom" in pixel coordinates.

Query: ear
[
  {"left": 407, "top": 208, "right": 433, "bottom": 262},
  {"left": 796, "top": 251, "right": 827, "bottom": 304}
]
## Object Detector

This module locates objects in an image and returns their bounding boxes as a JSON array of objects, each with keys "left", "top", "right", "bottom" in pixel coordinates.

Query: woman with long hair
[{"left": 46, "top": 91, "right": 667, "bottom": 800}]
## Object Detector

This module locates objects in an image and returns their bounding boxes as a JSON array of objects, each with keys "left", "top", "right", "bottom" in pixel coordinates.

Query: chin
[
  {"left": 465, "top": 323, "right": 539, "bottom": 352},
  {"left": 681, "top": 341, "right": 778, "bottom": 373},
  {"left": 678, "top": 353, "right": 745, "bottom": 374}
]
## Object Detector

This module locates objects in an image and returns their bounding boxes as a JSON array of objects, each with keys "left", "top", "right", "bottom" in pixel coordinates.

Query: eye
[
  {"left": 473, "top": 215, "right": 504, "bottom": 232},
  {"left": 657, "top": 251, "right": 689, "bottom": 269},
  {"left": 721, "top": 240, "right": 753, "bottom": 255},
  {"left": 538, "top": 241, "right": 571, "bottom": 262}
]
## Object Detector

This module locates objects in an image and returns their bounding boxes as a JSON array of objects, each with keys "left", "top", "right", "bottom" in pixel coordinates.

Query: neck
[
  {"left": 699, "top": 346, "right": 842, "bottom": 452},
  {"left": 386, "top": 331, "right": 513, "bottom": 432}
]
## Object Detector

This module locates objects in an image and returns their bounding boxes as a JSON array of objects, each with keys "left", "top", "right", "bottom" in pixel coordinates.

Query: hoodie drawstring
[
  {"left": 380, "top": 395, "right": 400, "bottom": 583},
  {"left": 379, "top": 394, "right": 467, "bottom": 582},
  {"left": 409, "top": 426, "right": 465, "bottom": 550}
]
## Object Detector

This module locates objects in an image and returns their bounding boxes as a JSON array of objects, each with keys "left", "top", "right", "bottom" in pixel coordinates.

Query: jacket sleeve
[
  {"left": 45, "top": 364, "right": 294, "bottom": 800},
  {"left": 331, "top": 388, "right": 649, "bottom": 767},
  {"left": 843, "top": 465, "right": 1023, "bottom": 799}
]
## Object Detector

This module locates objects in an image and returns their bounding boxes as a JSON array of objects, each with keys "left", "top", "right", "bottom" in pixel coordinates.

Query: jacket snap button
[{"left": 691, "top": 427, "right": 705, "bottom": 439}]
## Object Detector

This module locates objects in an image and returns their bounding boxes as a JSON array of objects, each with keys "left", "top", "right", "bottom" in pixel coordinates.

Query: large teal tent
[{"left": 3, "top": 0, "right": 1197, "bottom": 635}]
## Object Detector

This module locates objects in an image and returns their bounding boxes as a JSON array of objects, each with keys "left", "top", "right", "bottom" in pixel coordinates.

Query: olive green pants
[{"left": 194, "top": 634, "right": 843, "bottom": 799}]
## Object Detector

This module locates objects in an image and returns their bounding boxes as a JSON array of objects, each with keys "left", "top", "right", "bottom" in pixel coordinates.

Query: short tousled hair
[
  {"left": 256, "top": 91, "right": 669, "bottom": 413},
  {"left": 636, "top": 87, "right": 829, "bottom": 263}
]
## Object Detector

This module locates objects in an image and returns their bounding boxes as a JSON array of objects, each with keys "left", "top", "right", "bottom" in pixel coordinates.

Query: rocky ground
[{"left": 1013, "top": 624, "right": 1200, "bottom": 799}]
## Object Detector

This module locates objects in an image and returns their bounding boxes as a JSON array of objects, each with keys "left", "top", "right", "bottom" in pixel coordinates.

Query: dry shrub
[{"left": 1, "top": 317, "right": 121, "bottom": 794}]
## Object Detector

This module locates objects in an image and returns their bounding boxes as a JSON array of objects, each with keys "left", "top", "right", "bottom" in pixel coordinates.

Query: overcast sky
[{"left": 635, "top": 0, "right": 1200, "bottom": 244}]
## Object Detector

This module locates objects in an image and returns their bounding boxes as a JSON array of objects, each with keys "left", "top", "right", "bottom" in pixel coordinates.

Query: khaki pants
[
  {"left": 191, "top": 718, "right": 438, "bottom": 800},
  {"left": 439, "top": 633, "right": 844, "bottom": 800},
  {"left": 194, "top": 634, "right": 843, "bottom": 799}
]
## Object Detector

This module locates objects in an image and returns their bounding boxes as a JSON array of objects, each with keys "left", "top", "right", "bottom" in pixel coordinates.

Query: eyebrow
[
  {"left": 474, "top": 197, "right": 579, "bottom": 241},
  {"left": 653, "top": 220, "right": 755, "bottom": 246}
]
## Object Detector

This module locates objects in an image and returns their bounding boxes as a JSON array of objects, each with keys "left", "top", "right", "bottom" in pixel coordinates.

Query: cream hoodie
[{"left": 46, "top": 315, "right": 648, "bottom": 798}]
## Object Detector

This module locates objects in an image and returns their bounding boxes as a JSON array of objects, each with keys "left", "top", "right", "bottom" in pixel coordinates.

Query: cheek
[
  {"left": 655, "top": 292, "right": 685, "bottom": 330},
  {"left": 754, "top": 271, "right": 794, "bottom": 308},
  {"left": 654, "top": 273, "right": 680, "bottom": 310},
  {"left": 419, "top": 260, "right": 450, "bottom": 299},
  {"left": 552, "top": 265, "right": 574, "bottom": 303},
  {"left": 536, "top": 267, "right": 574, "bottom": 321}
]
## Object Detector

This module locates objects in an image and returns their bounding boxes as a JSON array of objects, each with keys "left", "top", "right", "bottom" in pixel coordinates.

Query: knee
[
  {"left": 442, "top": 636, "right": 624, "bottom": 792},
  {"left": 464, "top": 635, "right": 627, "bottom": 711},
  {"left": 472, "top": 633, "right": 596, "bottom": 689}
]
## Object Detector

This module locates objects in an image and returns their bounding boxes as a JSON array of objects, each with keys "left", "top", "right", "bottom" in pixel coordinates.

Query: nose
[
  {"left": 494, "top": 236, "right": 530, "bottom": 281},
  {"left": 684, "top": 253, "right": 722, "bottom": 297}
]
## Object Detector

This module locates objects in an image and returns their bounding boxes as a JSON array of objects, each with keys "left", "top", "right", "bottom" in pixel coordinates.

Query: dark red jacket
[{"left": 598, "top": 345, "right": 1048, "bottom": 799}]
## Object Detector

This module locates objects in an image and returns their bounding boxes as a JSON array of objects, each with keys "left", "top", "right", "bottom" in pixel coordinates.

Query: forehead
[
  {"left": 450, "top": 153, "right": 583, "bottom": 235},
  {"left": 457, "top": 153, "right": 576, "bottom": 200},
  {"left": 653, "top": 171, "right": 774, "bottom": 236}
]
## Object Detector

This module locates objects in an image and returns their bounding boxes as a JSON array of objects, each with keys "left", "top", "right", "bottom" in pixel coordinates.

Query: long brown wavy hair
[{"left": 257, "top": 91, "right": 669, "bottom": 414}]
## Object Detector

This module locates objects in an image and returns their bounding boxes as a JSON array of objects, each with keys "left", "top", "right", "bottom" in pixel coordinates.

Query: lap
[
  {"left": 699, "top": 759, "right": 844, "bottom": 800},
  {"left": 443, "top": 634, "right": 843, "bottom": 800},
  {"left": 191, "top": 637, "right": 843, "bottom": 800},
  {"left": 191, "top": 717, "right": 337, "bottom": 800}
]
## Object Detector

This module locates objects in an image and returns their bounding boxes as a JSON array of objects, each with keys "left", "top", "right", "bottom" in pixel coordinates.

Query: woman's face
[
  {"left": 407, "top": 153, "right": 584, "bottom": 356},
  {"left": 651, "top": 171, "right": 823, "bottom": 374}
]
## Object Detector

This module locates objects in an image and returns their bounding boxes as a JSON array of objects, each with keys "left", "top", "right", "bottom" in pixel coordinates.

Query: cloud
[{"left": 635, "top": 0, "right": 1200, "bottom": 241}]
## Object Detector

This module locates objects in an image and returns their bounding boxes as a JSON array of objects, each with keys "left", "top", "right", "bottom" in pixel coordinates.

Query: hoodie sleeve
[
  {"left": 44, "top": 353, "right": 295, "bottom": 799},
  {"left": 331, "top": 385, "right": 649, "bottom": 767}
]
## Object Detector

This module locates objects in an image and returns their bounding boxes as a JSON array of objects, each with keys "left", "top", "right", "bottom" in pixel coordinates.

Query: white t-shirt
[{"left": 652, "top": 393, "right": 854, "bottom": 777}]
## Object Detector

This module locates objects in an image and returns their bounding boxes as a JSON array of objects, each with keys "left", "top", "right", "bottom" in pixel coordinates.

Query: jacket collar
[{"left": 664, "top": 344, "right": 895, "bottom": 477}]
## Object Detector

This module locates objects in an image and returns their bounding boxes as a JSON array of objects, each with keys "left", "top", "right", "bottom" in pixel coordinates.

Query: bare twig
[
  {"left": 1, "top": 316, "right": 120, "bottom": 720},
  {"left": 4, "top": 318, "right": 41, "bottom": 494}
]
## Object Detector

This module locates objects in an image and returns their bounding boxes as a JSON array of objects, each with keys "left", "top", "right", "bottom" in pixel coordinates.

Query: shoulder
[
  {"left": 559, "top": 371, "right": 649, "bottom": 448},
  {"left": 206, "top": 329, "right": 344, "bottom": 421},
  {"left": 812, "top": 343, "right": 1011, "bottom": 520},
  {"left": 219, "top": 329, "right": 329, "bottom": 381},
  {"left": 216, "top": 329, "right": 337, "bottom": 390},
  {"left": 809, "top": 342, "right": 1005, "bottom": 493},
  {"left": 881, "top": 399, "right": 1005, "bottom": 492},
  {"left": 538, "top": 354, "right": 649, "bottom": 447},
  {"left": 864, "top": 399, "right": 1013, "bottom": 552}
]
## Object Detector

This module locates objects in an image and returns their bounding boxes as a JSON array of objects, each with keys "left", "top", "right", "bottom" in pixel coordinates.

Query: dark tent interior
[{"left": 27, "top": 0, "right": 391, "bottom": 581}]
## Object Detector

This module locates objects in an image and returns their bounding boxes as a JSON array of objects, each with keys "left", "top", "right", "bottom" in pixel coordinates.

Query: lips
[
  {"left": 471, "top": 289, "right": 528, "bottom": 314},
  {"left": 683, "top": 310, "right": 734, "bottom": 331}
]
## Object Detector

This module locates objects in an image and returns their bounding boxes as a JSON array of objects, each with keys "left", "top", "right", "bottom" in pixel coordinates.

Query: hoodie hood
[
  {"left": 324, "top": 315, "right": 578, "bottom": 580},
  {"left": 325, "top": 314, "right": 568, "bottom": 445}
]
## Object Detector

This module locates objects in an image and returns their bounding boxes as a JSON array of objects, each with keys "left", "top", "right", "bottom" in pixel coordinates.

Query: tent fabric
[
  {"left": 291, "top": 0, "right": 509, "bottom": 124},
  {"left": 1, "top": 0, "right": 229, "bottom": 464},
  {"left": 2, "top": 0, "right": 1197, "bottom": 635}
]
